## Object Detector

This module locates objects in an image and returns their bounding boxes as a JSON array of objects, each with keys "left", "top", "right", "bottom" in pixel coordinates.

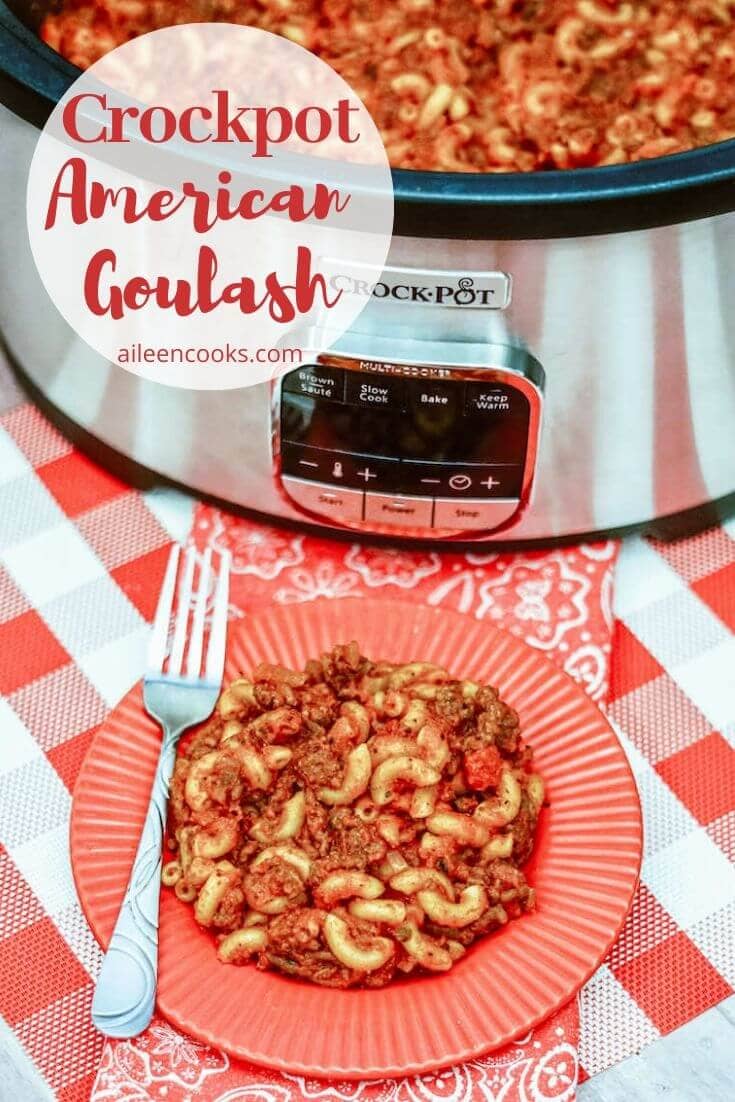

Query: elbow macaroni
[
  {"left": 319, "top": 744, "right": 372, "bottom": 806},
  {"left": 43, "top": 0, "right": 735, "bottom": 174},
  {"left": 396, "top": 923, "right": 453, "bottom": 972},
  {"left": 475, "top": 770, "right": 523, "bottom": 828},
  {"left": 250, "top": 790, "right": 306, "bottom": 844},
  {"left": 370, "top": 755, "right": 440, "bottom": 807},
  {"left": 217, "top": 926, "right": 267, "bottom": 963},
  {"left": 315, "top": 871, "right": 384, "bottom": 908},
  {"left": 162, "top": 643, "right": 544, "bottom": 988},
  {"left": 323, "top": 913, "right": 395, "bottom": 972},
  {"left": 416, "top": 885, "right": 489, "bottom": 928}
]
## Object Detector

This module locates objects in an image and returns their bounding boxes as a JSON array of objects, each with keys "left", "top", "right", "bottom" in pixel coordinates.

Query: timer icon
[{"left": 448, "top": 473, "right": 472, "bottom": 491}]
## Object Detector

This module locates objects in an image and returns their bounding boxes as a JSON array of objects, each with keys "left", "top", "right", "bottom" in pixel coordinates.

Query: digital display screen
[{"left": 280, "top": 365, "right": 530, "bottom": 498}]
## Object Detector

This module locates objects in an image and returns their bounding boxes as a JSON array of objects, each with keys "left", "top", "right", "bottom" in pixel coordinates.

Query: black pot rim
[{"left": 2, "top": 1, "right": 735, "bottom": 240}]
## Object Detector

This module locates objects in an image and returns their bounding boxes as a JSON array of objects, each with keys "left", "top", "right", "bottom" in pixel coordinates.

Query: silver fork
[{"left": 91, "top": 543, "right": 230, "bottom": 1038}]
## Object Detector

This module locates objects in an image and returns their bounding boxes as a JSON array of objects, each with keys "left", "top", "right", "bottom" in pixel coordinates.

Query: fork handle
[{"left": 91, "top": 725, "right": 179, "bottom": 1037}]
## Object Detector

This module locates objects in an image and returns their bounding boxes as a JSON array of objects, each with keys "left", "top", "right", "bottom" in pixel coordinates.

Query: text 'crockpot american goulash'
[
  {"left": 42, "top": 0, "right": 735, "bottom": 172},
  {"left": 58, "top": 89, "right": 361, "bottom": 153},
  {"left": 162, "top": 644, "right": 545, "bottom": 988}
]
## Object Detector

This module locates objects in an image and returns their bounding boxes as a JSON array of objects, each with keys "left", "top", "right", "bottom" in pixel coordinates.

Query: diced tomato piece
[{"left": 464, "top": 745, "right": 502, "bottom": 791}]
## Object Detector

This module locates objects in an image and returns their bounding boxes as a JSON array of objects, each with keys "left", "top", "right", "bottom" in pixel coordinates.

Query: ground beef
[
  {"left": 164, "top": 643, "right": 545, "bottom": 988},
  {"left": 41, "top": 1, "right": 735, "bottom": 172}
]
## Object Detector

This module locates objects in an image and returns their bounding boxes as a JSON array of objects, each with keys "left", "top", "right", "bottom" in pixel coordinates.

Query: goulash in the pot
[{"left": 41, "top": 1, "right": 735, "bottom": 171}]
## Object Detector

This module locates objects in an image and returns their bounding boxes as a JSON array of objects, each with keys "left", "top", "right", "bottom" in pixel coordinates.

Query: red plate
[{"left": 71, "top": 598, "right": 641, "bottom": 1080}]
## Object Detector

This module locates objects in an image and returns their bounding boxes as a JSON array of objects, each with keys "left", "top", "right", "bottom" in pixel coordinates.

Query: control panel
[{"left": 276, "top": 353, "right": 543, "bottom": 536}]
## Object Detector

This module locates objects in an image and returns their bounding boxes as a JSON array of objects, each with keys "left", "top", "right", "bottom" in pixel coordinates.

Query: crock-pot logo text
[
  {"left": 329, "top": 270, "right": 512, "bottom": 310},
  {"left": 41, "top": 90, "right": 360, "bottom": 322},
  {"left": 333, "top": 275, "right": 496, "bottom": 308}
]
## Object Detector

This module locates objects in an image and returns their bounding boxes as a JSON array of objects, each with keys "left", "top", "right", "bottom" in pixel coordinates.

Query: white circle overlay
[{"left": 27, "top": 24, "right": 394, "bottom": 390}]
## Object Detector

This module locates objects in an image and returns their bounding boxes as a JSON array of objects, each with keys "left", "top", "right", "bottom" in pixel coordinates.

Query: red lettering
[
  {"left": 266, "top": 270, "right": 295, "bottom": 323},
  {"left": 255, "top": 107, "right": 292, "bottom": 156},
  {"left": 196, "top": 247, "right": 219, "bottom": 313},
  {"left": 107, "top": 104, "right": 138, "bottom": 143},
  {"left": 146, "top": 190, "right": 186, "bottom": 222},
  {"left": 45, "top": 157, "right": 90, "bottom": 228},
  {"left": 335, "top": 99, "right": 360, "bottom": 144},
  {"left": 292, "top": 246, "right": 341, "bottom": 314},
  {"left": 59, "top": 92, "right": 362, "bottom": 153},
  {"left": 139, "top": 105, "right": 176, "bottom": 144},
  {"left": 311, "top": 183, "right": 351, "bottom": 219},
  {"left": 84, "top": 249, "right": 121, "bottom": 318},
  {"left": 295, "top": 106, "right": 330, "bottom": 144},
  {"left": 88, "top": 183, "right": 137, "bottom": 221},
  {"left": 124, "top": 276, "right": 156, "bottom": 310},
  {"left": 221, "top": 271, "right": 267, "bottom": 315},
  {"left": 61, "top": 93, "right": 107, "bottom": 143},
  {"left": 179, "top": 106, "right": 213, "bottom": 143},
  {"left": 79, "top": 247, "right": 342, "bottom": 321},
  {"left": 213, "top": 89, "right": 251, "bottom": 144}
]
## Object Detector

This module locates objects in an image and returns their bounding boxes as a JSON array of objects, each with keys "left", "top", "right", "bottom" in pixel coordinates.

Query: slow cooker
[{"left": 1, "top": 0, "right": 735, "bottom": 544}]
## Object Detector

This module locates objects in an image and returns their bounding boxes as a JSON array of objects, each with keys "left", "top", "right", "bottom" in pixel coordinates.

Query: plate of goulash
[{"left": 71, "top": 598, "right": 642, "bottom": 1079}]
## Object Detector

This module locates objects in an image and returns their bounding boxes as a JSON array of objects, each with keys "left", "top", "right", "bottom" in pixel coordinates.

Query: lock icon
[{"left": 332, "top": 461, "right": 343, "bottom": 479}]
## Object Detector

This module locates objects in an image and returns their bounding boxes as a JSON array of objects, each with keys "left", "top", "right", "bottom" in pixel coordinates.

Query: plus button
[
  {"left": 481, "top": 475, "right": 501, "bottom": 490},
  {"left": 357, "top": 467, "right": 377, "bottom": 483}
]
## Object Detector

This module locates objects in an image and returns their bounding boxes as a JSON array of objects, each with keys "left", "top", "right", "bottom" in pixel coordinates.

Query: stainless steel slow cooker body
[{"left": 1, "top": 0, "right": 735, "bottom": 544}]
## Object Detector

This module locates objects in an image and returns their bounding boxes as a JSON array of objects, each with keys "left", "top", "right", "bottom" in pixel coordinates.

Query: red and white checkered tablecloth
[
  {"left": 0, "top": 398, "right": 733, "bottom": 1101},
  {"left": 579, "top": 529, "right": 735, "bottom": 1078},
  {"left": 0, "top": 404, "right": 180, "bottom": 1102}
]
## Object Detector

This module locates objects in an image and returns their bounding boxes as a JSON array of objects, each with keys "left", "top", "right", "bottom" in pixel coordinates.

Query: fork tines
[{"left": 146, "top": 544, "right": 230, "bottom": 685}]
